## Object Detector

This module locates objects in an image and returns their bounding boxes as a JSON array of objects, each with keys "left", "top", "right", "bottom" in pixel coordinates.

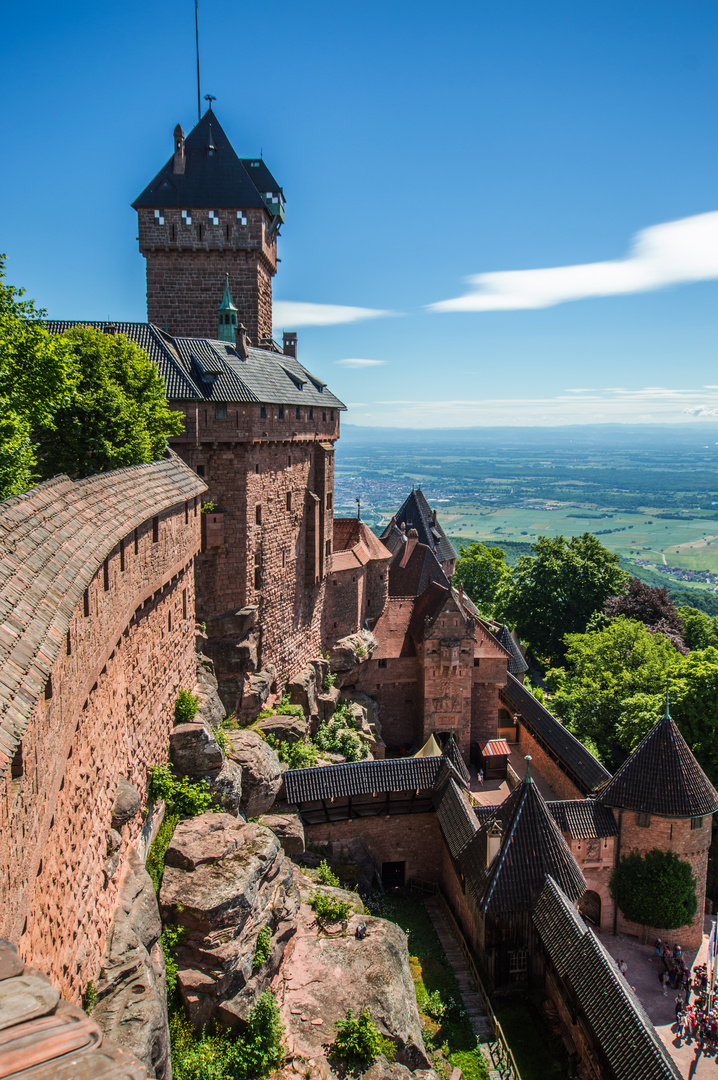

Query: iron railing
[{"left": 407, "top": 878, "right": 522, "bottom": 1080}]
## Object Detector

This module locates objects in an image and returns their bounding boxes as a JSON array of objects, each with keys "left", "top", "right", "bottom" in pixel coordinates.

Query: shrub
[
  {"left": 276, "top": 693, "right": 304, "bottom": 717},
  {"left": 329, "top": 1008, "right": 394, "bottom": 1068},
  {"left": 311, "top": 892, "right": 353, "bottom": 923},
  {"left": 316, "top": 859, "right": 340, "bottom": 887},
  {"left": 252, "top": 926, "right": 272, "bottom": 970},
  {"left": 610, "top": 848, "right": 697, "bottom": 929},
  {"left": 323, "top": 671, "right": 337, "bottom": 691},
  {"left": 423, "top": 989, "right": 446, "bottom": 1021},
  {"left": 161, "top": 924, "right": 187, "bottom": 1000},
  {"left": 175, "top": 690, "right": 200, "bottom": 724},
  {"left": 82, "top": 980, "right": 97, "bottom": 1013},
  {"left": 267, "top": 736, "right": 318, "bottom": 769},
  {"left": 170, "top": 991, "right": 284, "bottom": 1079},
  {"left": 214, "top": 728, "right": 230, "bottom": 754},
  {"left": 148, "top": 764, "right": 213, "bottom": 818},
  {"left": 312, "top": 708, "right": 369, "bottom": 762}
]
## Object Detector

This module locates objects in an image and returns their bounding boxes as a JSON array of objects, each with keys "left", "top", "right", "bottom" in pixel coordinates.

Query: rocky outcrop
[
  {"left": 227, "top": 729, "right": 282, "bottom": 816},
  {"left": 280, "top": 891, "right": 429, "bottom": 1073},
  {"left": 193, "top": 655, "right": 226, "bottom": 729},
  {"left": 94, "top": 848, "right": 170, "bottom": 1079},
  {"left": 111, "top": 776, "right": 141, "bottom": 830},
  {"left": 169, "top": 723, "right": 243, "bottom": 816},
  {"left": 287, "top": 664, "right": 320, "bottom": 719},
  {"left": 256, "top": 713, "right": 309, "bottom": 746},
  {"left": 159, "top": 814, "right": 298, "bottom": 1031},
  {"left": 259, "top": 809, "right": 305, "bottom": 856},
  {"left": 199, "top": 607, "right": 262, "bottom": 715},
  {"left": 240, "top": 666, "right": 277, "bottom": 718},
  {"left": 328, "top": 631, "right": 377, "bottom": 686}
]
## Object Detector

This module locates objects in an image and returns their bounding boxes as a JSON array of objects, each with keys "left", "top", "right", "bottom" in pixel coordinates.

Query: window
[
  {"left": 197, "top": 464, "right": 205, "bottom": 478},
  {"left": 134, "top": 527, "right": 139, "bottom": 554},
  {"left": 215, "top": 403, "right": 227, "bottom": 419},
  {"left": 309, "top": 407, "right": 314, "bottom": 420},
  {"left": 182, "top": 589, "right": 187, "bottom": 620},
  {"left": 255, "top": 463, "right": 260, "bottom": 474},
  {"left": 288, "top": 455, "right": 292, "bottom": 466},
  {"left": 378, "top": 659, "right": 387, "bottom": 668},
  {"left": 154, "top": 209, "right": 165, "bottom": 225},
  {"left": 152, "top": 516, "right": 159, "bottom": 543},
  {"left": 120, "top": 537, "right": 126, "bottom": 570},
  {"left": 83, "top": 588, "right": 90, "bottom": 617},
  {"left": 278, "top": 405, "right": 284, "bottom": 420},
  {"left": 473, "top": 658, "right": 480, "bottom": 667},
  {"left": 103, "top": 558, "right": 110, "bottom": 591},
  {"left": 255, "top": 505, "right": 262, "bottom": 526},
  {"left": 45, "top": 676, "right": 53, "bottom": 700},
  {"left": 168, "top": 612, "right": 172, "bottom": 632},
  {"left": 330, "top": 409, "right": 335, "bottom": 421},
  {"left": 382, "top": 861, "right": 405, "bottom": 888},
  {"left": 322, "top": 410, "right": 327, "bottom": 422},
  {"left": 295, "top": 406, "right": 301, "bottom": 420},
  {"left": 325, "top": 539, "right": 331, "bottom": 557},
  {"left": 636, "top": 812, "right": 651, "bottom": 828},
  {"left": 254, "top": 566, "right": 262, "bottom": 590},
  {"left": 260, "top": 405, "right": 267, "bottom": 419},
  {"left": 182, "top": 209, "right": 192, "bottom": 225},
  {"left": 11, "top": 743, "right": 23, "bottom": 781},
  {"left": 66, "top": 630, "right": 72, "bottom": 656},
  {"left": 286, "top": 492, "right": 292, "bottom": 512},
  {"left": 184, "top": 502, "right": 189, "bottom": 526},
  {"left": 692, "top": 816, "right": 704, "bottom": 830},
  {"left": 508, "top": 951, "right": 528, "bottom": 979},
  {"left": 326, "top": 493, "right": 333, "bottom": 510}
]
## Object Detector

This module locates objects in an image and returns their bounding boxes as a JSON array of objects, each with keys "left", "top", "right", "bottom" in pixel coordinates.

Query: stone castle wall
[
  {"left": 0, "top": 493, "right": 201, "bottom": 1002},
  {"left": 305, "top": 811, "right": 444, "bottom": 886},
  {"left": 516, "top": 723, "right": 585, "bottom": 802},
  {"left": 137, "top": 206, "right": 276, "bottom": 343},
  {"left": 354, "top": 657, "right": 422, "bottom": 750}
]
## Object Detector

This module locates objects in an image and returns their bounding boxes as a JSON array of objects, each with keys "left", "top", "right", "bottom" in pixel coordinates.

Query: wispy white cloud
[
  {"left": 429, "top": 211, "right": 718, "bottom": 312},
  {"left": 346, "top": 386, "right": 718, "bottom": 427},
  {"left": 273, "top": 300, "right": 393, "bottom": 328},
  {"left": 335, "top": 358, "right": 387, "bottom": 369}
]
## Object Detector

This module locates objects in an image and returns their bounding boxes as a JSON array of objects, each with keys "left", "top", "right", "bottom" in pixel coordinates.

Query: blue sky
[{"left": 2, "top": 0, "right": 716, "bottom": 426}]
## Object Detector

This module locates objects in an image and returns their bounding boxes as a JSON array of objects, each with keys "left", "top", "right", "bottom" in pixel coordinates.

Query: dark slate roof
[
  {"left": 596, "top": 710, "right": 718, "bottom": 818},
  {"left": 381, "top": 488, "right": 457, "bottom": 566},
  {"left": 0, "top": 455, "right": 206, "bottom": 778},
  {"left": 495, "top": 625, "right": 528, "bottom": 675},
  {"left": 434, "top": 774, "right": 479, "bottom": 859},
  {"left": 534, "top": 878, "right": 681, "bottom": 1080},
  {"left": 132, "top": 110, "right": 282, "bottom": 213},
  {"left": 443, "top": 733, "right": 471, "bottom": 785},
  {"left": 462, "top": 773, "right": 586, "bottom": 913},
  {"left": 500, "top": 673, "right": 611, "bottom": 794},
  {"left": 45, "top": 322, "right": 345, "bottom": 409},
  {"left": 388, "top": 540, "right": 450, "bottom": 599},
  {"left": 284, "top": 756, "right": 445, "bottom": 804},
  {"left": 548, "top": 800, "right": 619, "bottom": 839}
]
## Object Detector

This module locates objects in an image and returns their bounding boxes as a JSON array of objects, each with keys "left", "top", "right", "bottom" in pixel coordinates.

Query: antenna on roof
[
  {"left": 194, "top": 0, "right": 201, "bottom": 123},
  {"left": 664, "top": 675, "right": 671, "bottom": 719}
]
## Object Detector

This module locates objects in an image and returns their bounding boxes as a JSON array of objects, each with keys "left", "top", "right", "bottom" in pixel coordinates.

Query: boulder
[
  {"left": 227, "top": 729, "right": 282, "bottom": 816},
  {"left": 194, "top": 655, "right": 226, "bottom": 728},
  {"left": 259, "top": 810, "right": 305, "bottom": 856},
  {"left": 280, "top": 898, "right": 429, "bottom": 1072},
  {"left": 329, "top": 631, "right": 377, "bottom": 677},
  {"left": 169, "top": 722, "right": 243, "bottom": 815},
  {"left": 94, "top": 849, "right": 170, "bottom": 1079},
  {"left": 111, "top": 776, "right": 140, "bottom": 830},
  {"left": 255, "top": 713, "right": 309, "bottom": 746},
  {"left": 287, "top": 664, "right": 319, "bottom": 718},
  {"left": 362, "top": 1059, "right": 440, "bottom": 1080},
  {"left": 316, "top": 684, "right": 341, "bottom": 723},
  {"left": 159, "top": 814, "right": 299, "bottom": 1031},
  {"left": 204, "top": 606, "right": 258, "bottom": 639},
  {"left": 310, "top": 656, "right": 330, "bottom": 688},
  {"left": 240, "top": 666, "right": 277, "bottom": 714}
]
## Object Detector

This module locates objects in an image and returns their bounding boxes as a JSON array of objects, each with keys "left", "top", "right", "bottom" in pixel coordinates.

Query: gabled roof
[
  {"left": 132, "top": 110, "right": 282, "bottom": 213},
  {"left": 382, "top": 488, "right": 457, "bottom": 566},
  {"left": 388, "top": 541, "right": 450, "bottom": 599},
  {"left": 284, "top": 756, "right": 445, "bottom": 804},
  {"left": 596, "top": 708, "right": 718, "bottom": 818},
  {"left": 0, "top": 455, "right": 206, "bottom": 778},
  {"left": 434, "top": 774, "right": 479, "bottom": 859},
  {"left": 495, "top": 625, "right": 528, "bottom": 675},
  {"left": 534, "top": 878, "right": 681, "bottom": 1080},
  {"left": 331, "top": 519, "right": 391, "bottom": 572},
  {"left": 462, "top": 768, "right": 586, "bottom": 913},
  {"left": 45, "top": 322, "right": 345, "bottom": 410},
  {"left": 500, "top": 673, "right": 611, "bottom": 795},
  {"left": 548, "top": 800, "right": 618, "bottom": 839}
]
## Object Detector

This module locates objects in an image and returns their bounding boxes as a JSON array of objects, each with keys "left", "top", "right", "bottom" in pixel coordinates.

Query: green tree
[
  {"left": 0, "top": 256, "right": 76, "bottom": 497},
  {"left": 35, "top": 325, "right": 183, "bottom": 480},
  {"left": 454, "top": 541, "right": 511, "bottom": 617},
  {"left": 546, "top": 617, "right": 680, "bottom": 766},
  {"left": 500, "top": 533, "right": 628, "bottom": 663},
  {"left": 677, "top": 606, "right": 718, "bottom": 651},
  {"left": 610, "top": 849, "right": 697, "bottom": 930}
]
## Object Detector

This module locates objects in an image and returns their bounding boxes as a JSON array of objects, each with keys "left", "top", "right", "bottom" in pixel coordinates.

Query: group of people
[{"left": 653, "top": 936, "right": 718, "bottom": 1046}]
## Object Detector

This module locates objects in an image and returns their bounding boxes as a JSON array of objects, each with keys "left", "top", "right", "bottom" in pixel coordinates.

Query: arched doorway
[{"left": 580, "top": 890, "right": 602, "bottom": 928}]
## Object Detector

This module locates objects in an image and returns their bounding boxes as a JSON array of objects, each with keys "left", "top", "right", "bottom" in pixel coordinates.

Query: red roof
[
  {"left": 479, "top": 739, "right": 512, "bottom": 757},
  {"left": 332, "top": 519, "right": 391, "bottom": 572}
]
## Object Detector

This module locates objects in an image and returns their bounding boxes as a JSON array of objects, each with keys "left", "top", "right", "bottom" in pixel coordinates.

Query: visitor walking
[
  {"left": 675, "top": 994, "right": 684, "bottom": 1022},
  {"left": 620, "top": 959, "right": 628, "bottom": 978},
  {"left": 660, "top": 971, "right": 669, "bottom": 996}
]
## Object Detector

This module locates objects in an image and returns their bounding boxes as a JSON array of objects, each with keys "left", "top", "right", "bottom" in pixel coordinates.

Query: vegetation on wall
[
  {"left": 170, "top": 991, "right": 284, "bottom": 1080},
  {"left": 174, "top": 689, "right": 200, "bottom": 724},
  {"left": 610, "top": 849, "right": 697, "bottom": 930},
  {"left": 329, "top": 1008, "right": 395, "bottom": 1068}
]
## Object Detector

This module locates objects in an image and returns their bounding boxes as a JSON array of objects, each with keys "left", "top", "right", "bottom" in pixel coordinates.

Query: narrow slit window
[
  {"left": 255, "top": 505, "right": 262, "bottom": 526},
  {"left": 286, "top": 492, "right": 292, "bottom": 512},
  {"left": 152, "top": 516, "right": 159, "bottom": 543},
  {"left": 120, "top": 537, "right": 125, "bottom": 571}
]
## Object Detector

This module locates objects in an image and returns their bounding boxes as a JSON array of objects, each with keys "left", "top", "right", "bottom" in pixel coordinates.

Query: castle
[{"left": 0, "top": 107, "right": 713, "bottom": 1080}]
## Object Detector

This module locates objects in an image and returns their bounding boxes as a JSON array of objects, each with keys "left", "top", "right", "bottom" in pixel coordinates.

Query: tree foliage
[
  {"left": 170, "top": 991, "right": 284, "bottom": 1079},
  {"left": 678, "top": 606, "right": 718, "bottom": 651},
  {"left": 604, "top": 577, "right": 687, "bottom": 652},
  {"left": 610, "top": 849, "right": 697, "bottom": 930},
  {"left": 499, "top": 533, "right": 628, "bottom": 663},
  {"left": 454, "top": 541, "right": 511, "bottom": 617}
]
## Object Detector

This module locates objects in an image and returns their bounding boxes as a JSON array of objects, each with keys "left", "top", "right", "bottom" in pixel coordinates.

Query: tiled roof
[
  {"left": 500, "top": 673, "right": 611, "bottom": 794},
  {"left": 132, "top": 110, "right": 281, "bottom": 214},
  {"left": 383, "top": 489, "right": 457, "bottom": 565},
  {"left": 596, "top": 710, "right": 718, "bottom": 818},
  {"left": 284, "top": 756, "right": 445, "bottom": 804},
  {"left": 434, "top": 774, "right": 478, "bottom": 859},
  {"left": 534, "top": 878, "right": 681, "bottom": 1080},
  {"left": 45, "top": 322, "right": 345, "bottom": 410},
  {"left": 0, "top": 455, "right": 205, "bottom": 778},
  {"left": 495, "top": 624, "right": 528, "bottom": 675},
  {"left": 443, "top": 733, "right": 471, "bottom": 785},
  {"left": 388, "top": 541, "right": 450, "bottom": 600},
  {"left": 331, "top": 519, "right": 391, "bottom": 572},
  {"left": 462, "top": 772, "right": 586, "bottom": 913},
  {"left": 548, "top": 800, "right": 619, "bottom": 839},
  {"left": 480, "top": 740, "right": 512, "bottom": 758}
]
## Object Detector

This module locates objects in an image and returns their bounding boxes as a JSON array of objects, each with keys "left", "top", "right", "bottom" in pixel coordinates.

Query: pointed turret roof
[
  {"left": 132, "top": 110, "right": 283, "bottom": 212},
  {"left": 495, "top": 624, "right": 528, "bottom": 676},
  {"left": 218, "top": 274, "right": 237, "bottom": 312},
  {"left": 597, "top": 705, "right": 718, "bottom": 818},
  {"left": 381, "top": 488, "right": 457, "bottom": 566},
  {"left": 462, "top": 760, "right": 586, "bottom": 913}
]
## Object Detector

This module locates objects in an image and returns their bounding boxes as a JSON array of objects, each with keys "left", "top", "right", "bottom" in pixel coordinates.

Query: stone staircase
[{"left": 424, "top": 897, "right": 493, "bottom": 1042}]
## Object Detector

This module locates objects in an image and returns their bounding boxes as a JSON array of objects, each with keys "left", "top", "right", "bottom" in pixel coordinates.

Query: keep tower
[{"left": 132, "top": 108, "right": 284, "bottom": 344}]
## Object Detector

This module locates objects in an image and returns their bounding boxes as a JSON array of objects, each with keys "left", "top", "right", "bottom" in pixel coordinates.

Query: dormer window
[{"left": 154, "top": 210, "right": 165, "bottom": 225}]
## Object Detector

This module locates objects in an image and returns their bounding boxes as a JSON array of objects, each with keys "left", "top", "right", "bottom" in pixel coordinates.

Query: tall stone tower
[{"left": 132, "top": 108, "right": 284, "bottom": 344}]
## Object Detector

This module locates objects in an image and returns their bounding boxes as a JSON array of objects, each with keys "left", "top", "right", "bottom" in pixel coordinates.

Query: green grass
[
  {"left": 365, "top": 893, "right": 488, "bottom": 1080},
  {"left": 492, "top": 1000, "right": 568, "bottom": 1080}
]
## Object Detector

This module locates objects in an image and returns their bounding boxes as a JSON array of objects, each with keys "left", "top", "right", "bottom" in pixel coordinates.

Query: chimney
[
  {"left": 487, "top": 823, "right": 502, "bottom": 868},
  {"left": 400, "top": 528, "right": 419, "bottom": 568},
  {"left": 236, "top": 323, "right": 249, "bottom": 360},
  {"left": 102, "top": 322, "right": 118, "bottom": 336},
  {"left": 173, "top": 124, "right": 186, "bottom": 175},
  {"left": 432, "top": 508, "right": 438, "bottom": 526},
  {"left": 283, "top": 331, "right": 297, "bottom": 359}
]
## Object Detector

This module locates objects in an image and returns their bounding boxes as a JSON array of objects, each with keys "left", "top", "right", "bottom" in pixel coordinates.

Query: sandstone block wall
[
  {"left": 0, "top": 502, "right": 201, "bottom": 1002},
  {"left": 354, "top": 657, "right": 421, "bottom": 750},
  {"left": 421, "top": 601, "right": 475, "bottom": 759},
  {"left": 569, "top": 836, "right": 617, "bottom": 933},
  {"left": 305, "top": 811, "right": 444, "bottom": 885},
  {"left": 516, "top": 724, "right": 584, "bottom": 802},
  {"left": 325, "top": 566, "right": 368, "bottom": 641},
  {"left": 137, "top": 206, "right": 276, "bottom": 343}
]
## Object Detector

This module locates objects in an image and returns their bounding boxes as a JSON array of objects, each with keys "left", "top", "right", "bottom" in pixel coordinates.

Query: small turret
[
  {"left": 217, "top": 274, "right": 238, "bottom": 343},
  {"left": 173, "top": 125, "right": 185, "bottom": 175}
]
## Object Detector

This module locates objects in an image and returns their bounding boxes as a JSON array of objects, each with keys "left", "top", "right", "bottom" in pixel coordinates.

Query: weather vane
[{"left": 204, "top": 94, "right": 216, "bottom": 107}]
